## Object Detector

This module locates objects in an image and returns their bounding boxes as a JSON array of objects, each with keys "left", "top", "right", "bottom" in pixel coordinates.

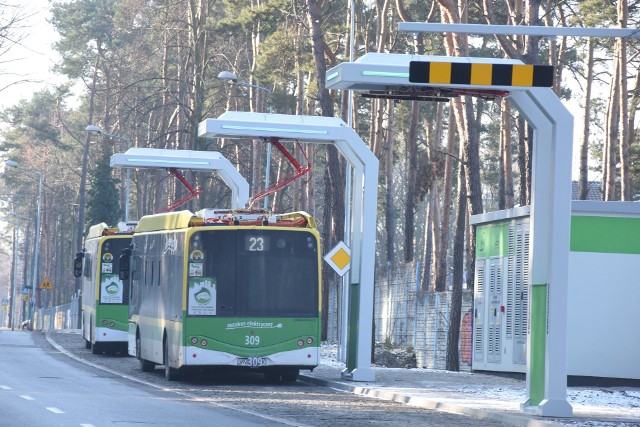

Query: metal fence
[
  {"left": 32, "top": 295, "right": 80, "bottom": 332},
  {"left": 326, "top": 261, "right": 473, "bottom": 371}
]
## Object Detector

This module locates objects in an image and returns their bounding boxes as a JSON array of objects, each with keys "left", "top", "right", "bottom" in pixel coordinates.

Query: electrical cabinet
[{"left": 471, "top": 202, "right": 640, "bottom": 380}]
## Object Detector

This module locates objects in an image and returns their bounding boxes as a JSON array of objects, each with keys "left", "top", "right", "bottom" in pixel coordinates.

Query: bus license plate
[{"left": 237, "top": 357, "right": 267, "bottom": 367}]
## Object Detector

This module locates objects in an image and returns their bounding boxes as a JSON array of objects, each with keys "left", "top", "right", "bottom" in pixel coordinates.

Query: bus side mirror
[
  {"left": 119, "top": 248, "right": 132, "bottom": 281},
  {"left": 73, "top": 252, "right": 84, "bottom": 278}
]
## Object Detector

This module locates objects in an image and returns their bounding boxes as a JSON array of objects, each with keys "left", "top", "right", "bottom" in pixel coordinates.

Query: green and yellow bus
[
  {"left": 74, "top": 222, "right": 135, "bottom": 354},
  {"left": 120, "top": 209, "right": 321, "bottom": 381}
]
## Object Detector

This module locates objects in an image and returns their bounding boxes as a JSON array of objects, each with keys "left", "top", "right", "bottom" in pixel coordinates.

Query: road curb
[{"left": 299, "top": 374, "right": 557, "bottom": 427}]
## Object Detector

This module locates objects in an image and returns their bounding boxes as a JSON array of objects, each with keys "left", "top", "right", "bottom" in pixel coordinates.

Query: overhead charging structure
[
  {"left": 198, "top": 111, "right": 379, "bottom": 382},
  {"left": 326, "top": 52, "right": 573, "bottom": 417},
  {"left": 110, "top": 147, "right": 250, "bottom": 210}
]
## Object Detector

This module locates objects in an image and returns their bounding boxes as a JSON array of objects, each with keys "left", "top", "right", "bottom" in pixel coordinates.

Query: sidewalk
[{"left": 301, "top": 363, "right": 640, "bottom": 427}]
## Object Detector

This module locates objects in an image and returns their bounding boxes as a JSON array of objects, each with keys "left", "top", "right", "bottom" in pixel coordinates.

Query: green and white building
[{"left": 471, "top": 201, "right": 640, "bottom": 380}]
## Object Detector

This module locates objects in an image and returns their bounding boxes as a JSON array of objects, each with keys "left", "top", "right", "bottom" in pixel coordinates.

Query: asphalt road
[
  {"left": 1, "top": 330, "right": 513, "bottom": 426},
  {"left": 0, "top": 330, "right": 284, "bottom": 426}
]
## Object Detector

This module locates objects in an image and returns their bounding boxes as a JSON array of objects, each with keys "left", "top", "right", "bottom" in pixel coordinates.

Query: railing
[
  {"left": 326, "top": 261, "right": 474, "bottom": 371},
  {"left": 32, "top": 295, "right": 81, "bottom": 332}
]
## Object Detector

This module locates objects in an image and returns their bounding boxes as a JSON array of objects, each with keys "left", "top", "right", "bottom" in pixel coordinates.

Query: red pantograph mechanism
[
  {"left": 157, "top": 168, "right": 203, "bottom": 213},
  {"left": 248, "top": 137, "right": 311, "bottom": 208}
]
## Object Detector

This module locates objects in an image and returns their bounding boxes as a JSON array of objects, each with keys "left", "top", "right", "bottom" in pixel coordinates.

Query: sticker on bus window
[
  {"left": 188, "top": 277, "right": 216, "bottom": 316},
  {"left": 100, "top": 274, "right": 123, "bottom": 304},
  {"left": 102, "top": 252, "right": 113, "bottom": 262},
  {"left": 189, "top": 250, "right": 204, "bottom": 261},
  {"left": 189, "top": 263, "right": 203, "bottom": 277},
  {"left": 101, "top": 262, "right": 113, "bottom": 274}
]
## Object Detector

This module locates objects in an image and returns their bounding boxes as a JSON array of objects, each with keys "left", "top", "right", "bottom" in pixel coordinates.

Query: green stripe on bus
[
  {"left": 96, "top": 303, "right": 129, "bottom": 332},
  {"left": 571, "top": 215, "right": 640, "bottom": 254}
]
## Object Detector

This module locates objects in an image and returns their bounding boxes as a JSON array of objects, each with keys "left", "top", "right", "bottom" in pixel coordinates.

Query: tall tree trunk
[
  {"left": 385, "top": 99, "right": 396, "bottom": 264},
  {"left": 435, "top": 103, "right": 450, "bottom": 292},
  {"left": 603, "top": 54, "right": 620, "bottom": 201},
  {"left": 626, "top": 59, "right": 640, "bottom": 200},
  {"left": 436, "top": 0, "right": 478, "bottom": 372},
  {"left": 618, "top": 0, "right": 630, "bottom": 200},
  {"left": 499, "top": 98, "right": 514, "bottom": 209},
  {"left": 517, "top": 115, "right": 533, "bottom": 206},
  {"left": 404, "top": 101, "right": 419, "bottom": 262},
  {"left": 447, "top": 142, "right": 466, "bottom": 371},
  {"left": 420, "top": 189, "right": 434, "bottom": 293},
  {"left": 579, "top": 39, "right": 595, "bottom": 200},
  {"left": 187, "top": 0, "right": 210, "bottom": 149},
  {"left": 429, "top": 181, "right": 440, "bottom": 291}
]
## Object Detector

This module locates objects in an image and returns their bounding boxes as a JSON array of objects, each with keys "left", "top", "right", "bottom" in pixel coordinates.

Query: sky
[
  {"left": 0, "top": 0, "right": 62, "bottom": 110},
  {"left": 0, "top": 0, "right": 61, "bottom": 301}
]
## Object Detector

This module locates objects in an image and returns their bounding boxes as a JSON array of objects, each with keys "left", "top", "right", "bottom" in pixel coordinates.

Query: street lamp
[
  {"left": 4, "top": 212, "right": 20, "bottom": 331},
  {"left": 217, "top": 71, "right": 273, "bottom": 95},
  {"left": 5, "top": 160, "right": 42, "bottom": 325},
  {"left": 85, "top": 125, "right": 132, "bottom": 222},
  {"left": 218, "top": 71, "right": 273, "bottom": 210}
]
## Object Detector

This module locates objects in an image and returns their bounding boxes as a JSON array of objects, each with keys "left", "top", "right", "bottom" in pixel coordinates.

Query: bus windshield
[
  {"left": 188, "top": 229, "right": 319, "bottom": 317},
  {"left": 99, "top": 238, "right": 131, "bottom": 305}
]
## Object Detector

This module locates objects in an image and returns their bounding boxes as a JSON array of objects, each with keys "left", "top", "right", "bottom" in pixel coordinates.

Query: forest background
[{"left": 0, "top": 0, "right": 638, "bottom": 371}]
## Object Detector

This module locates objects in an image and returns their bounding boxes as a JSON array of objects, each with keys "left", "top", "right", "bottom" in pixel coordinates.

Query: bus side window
[
  {"left": 131, "top": 255, "right": 141, "bottom": 281},
  {"left": 73, "top": 252, "right": 84, "bottom": 278}
]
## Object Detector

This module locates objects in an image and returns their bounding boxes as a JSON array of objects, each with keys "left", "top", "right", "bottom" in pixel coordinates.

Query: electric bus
[
  {"left": 120, "top": 209, "right": 321, "bottom": 381},
  {"left": 74, "top": 222, "right": 135, "bottom": 354}
]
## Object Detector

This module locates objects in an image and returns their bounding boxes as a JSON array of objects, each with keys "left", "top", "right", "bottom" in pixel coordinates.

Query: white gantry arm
[{"left": 110, "top": 147, "right": 250, "bottom": 209}]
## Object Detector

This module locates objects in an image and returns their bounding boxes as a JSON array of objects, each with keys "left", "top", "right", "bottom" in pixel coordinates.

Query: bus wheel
[
  {"left": 281, "top": 369, "right": 299, "bottom": 383},
  {"left": 91, "top": 342, "right": 101, "bottom": 355},
  {"left": 136, "top": 333, "right": 155, "bottom": 373},
  {"left": 163, "top": 340, "right": 180, "bottom": 381}
]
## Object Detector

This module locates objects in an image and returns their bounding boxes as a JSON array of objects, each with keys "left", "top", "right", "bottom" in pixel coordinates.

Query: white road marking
[
  {"left": 19, "top": 395, "right": 34, "bottom": 400},
  {"left": 46, "top": 407, "right": 65, "bottom": 414},
  {"left": 0, "top": 385, "right": 11, "bottom": 390},
  {"left": 47, "top": 336, "right": 306, "bottom": 427},
  {"left": 80, "top": 424, "right": 96, "bottom": 427}
]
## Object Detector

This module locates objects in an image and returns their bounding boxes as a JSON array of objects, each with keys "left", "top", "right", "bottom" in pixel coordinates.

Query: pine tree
[{"left": 86, "top": 155, "right": 122, "bottom": 228}]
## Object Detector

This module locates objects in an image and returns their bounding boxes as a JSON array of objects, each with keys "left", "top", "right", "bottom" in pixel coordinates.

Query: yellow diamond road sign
[
  {"left": 324, "top": 241, "right": 351, "bottom": 277},
  {"left": 40, "top": 277, "right": 53, "bottom": 290}
]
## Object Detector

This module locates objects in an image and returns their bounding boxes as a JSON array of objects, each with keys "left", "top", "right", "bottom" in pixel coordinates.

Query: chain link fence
[
  {"left": 32, "top": 295, "right": 80, "bottom": 332},
  {"left": 327, "top": 261, "right": 473, "bottom": 371}
]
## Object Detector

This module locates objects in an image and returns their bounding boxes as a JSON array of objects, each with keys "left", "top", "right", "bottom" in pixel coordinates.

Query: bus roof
[
  {"left": 135, "top": 210, "right": 196, "bottom": 233},
  {"left": 86, "top": 221, "right": 138, "bottom": 239},
  {"left": 135, "top": 210, "right": 317, "bottom": 232},
  {"left": 87, "top": 223, "right": 110, "bottom": 239}
]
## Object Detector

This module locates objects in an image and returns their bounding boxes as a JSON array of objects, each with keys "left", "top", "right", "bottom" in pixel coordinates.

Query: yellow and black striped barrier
[{"left": 409, "top": 61, "right": 554, "bottom": 88}]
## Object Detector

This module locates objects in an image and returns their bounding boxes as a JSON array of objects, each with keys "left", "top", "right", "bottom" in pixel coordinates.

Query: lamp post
[
  {"left": 86, "top": 125, "right": 132, "bottom": 222},
  {"left": 218, "top": 71, "right": 273, "bottom": 211},
  {"left": 5, "top": 161, "right": 42, "bottom": 324},
  {"left": 5, "top": 212, "right": 20, "bottom": 331}
]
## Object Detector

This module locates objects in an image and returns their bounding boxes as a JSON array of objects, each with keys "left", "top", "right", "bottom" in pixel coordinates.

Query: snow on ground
[{"left": 320, "top": 341, "right": 640, "bottom": 420}]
